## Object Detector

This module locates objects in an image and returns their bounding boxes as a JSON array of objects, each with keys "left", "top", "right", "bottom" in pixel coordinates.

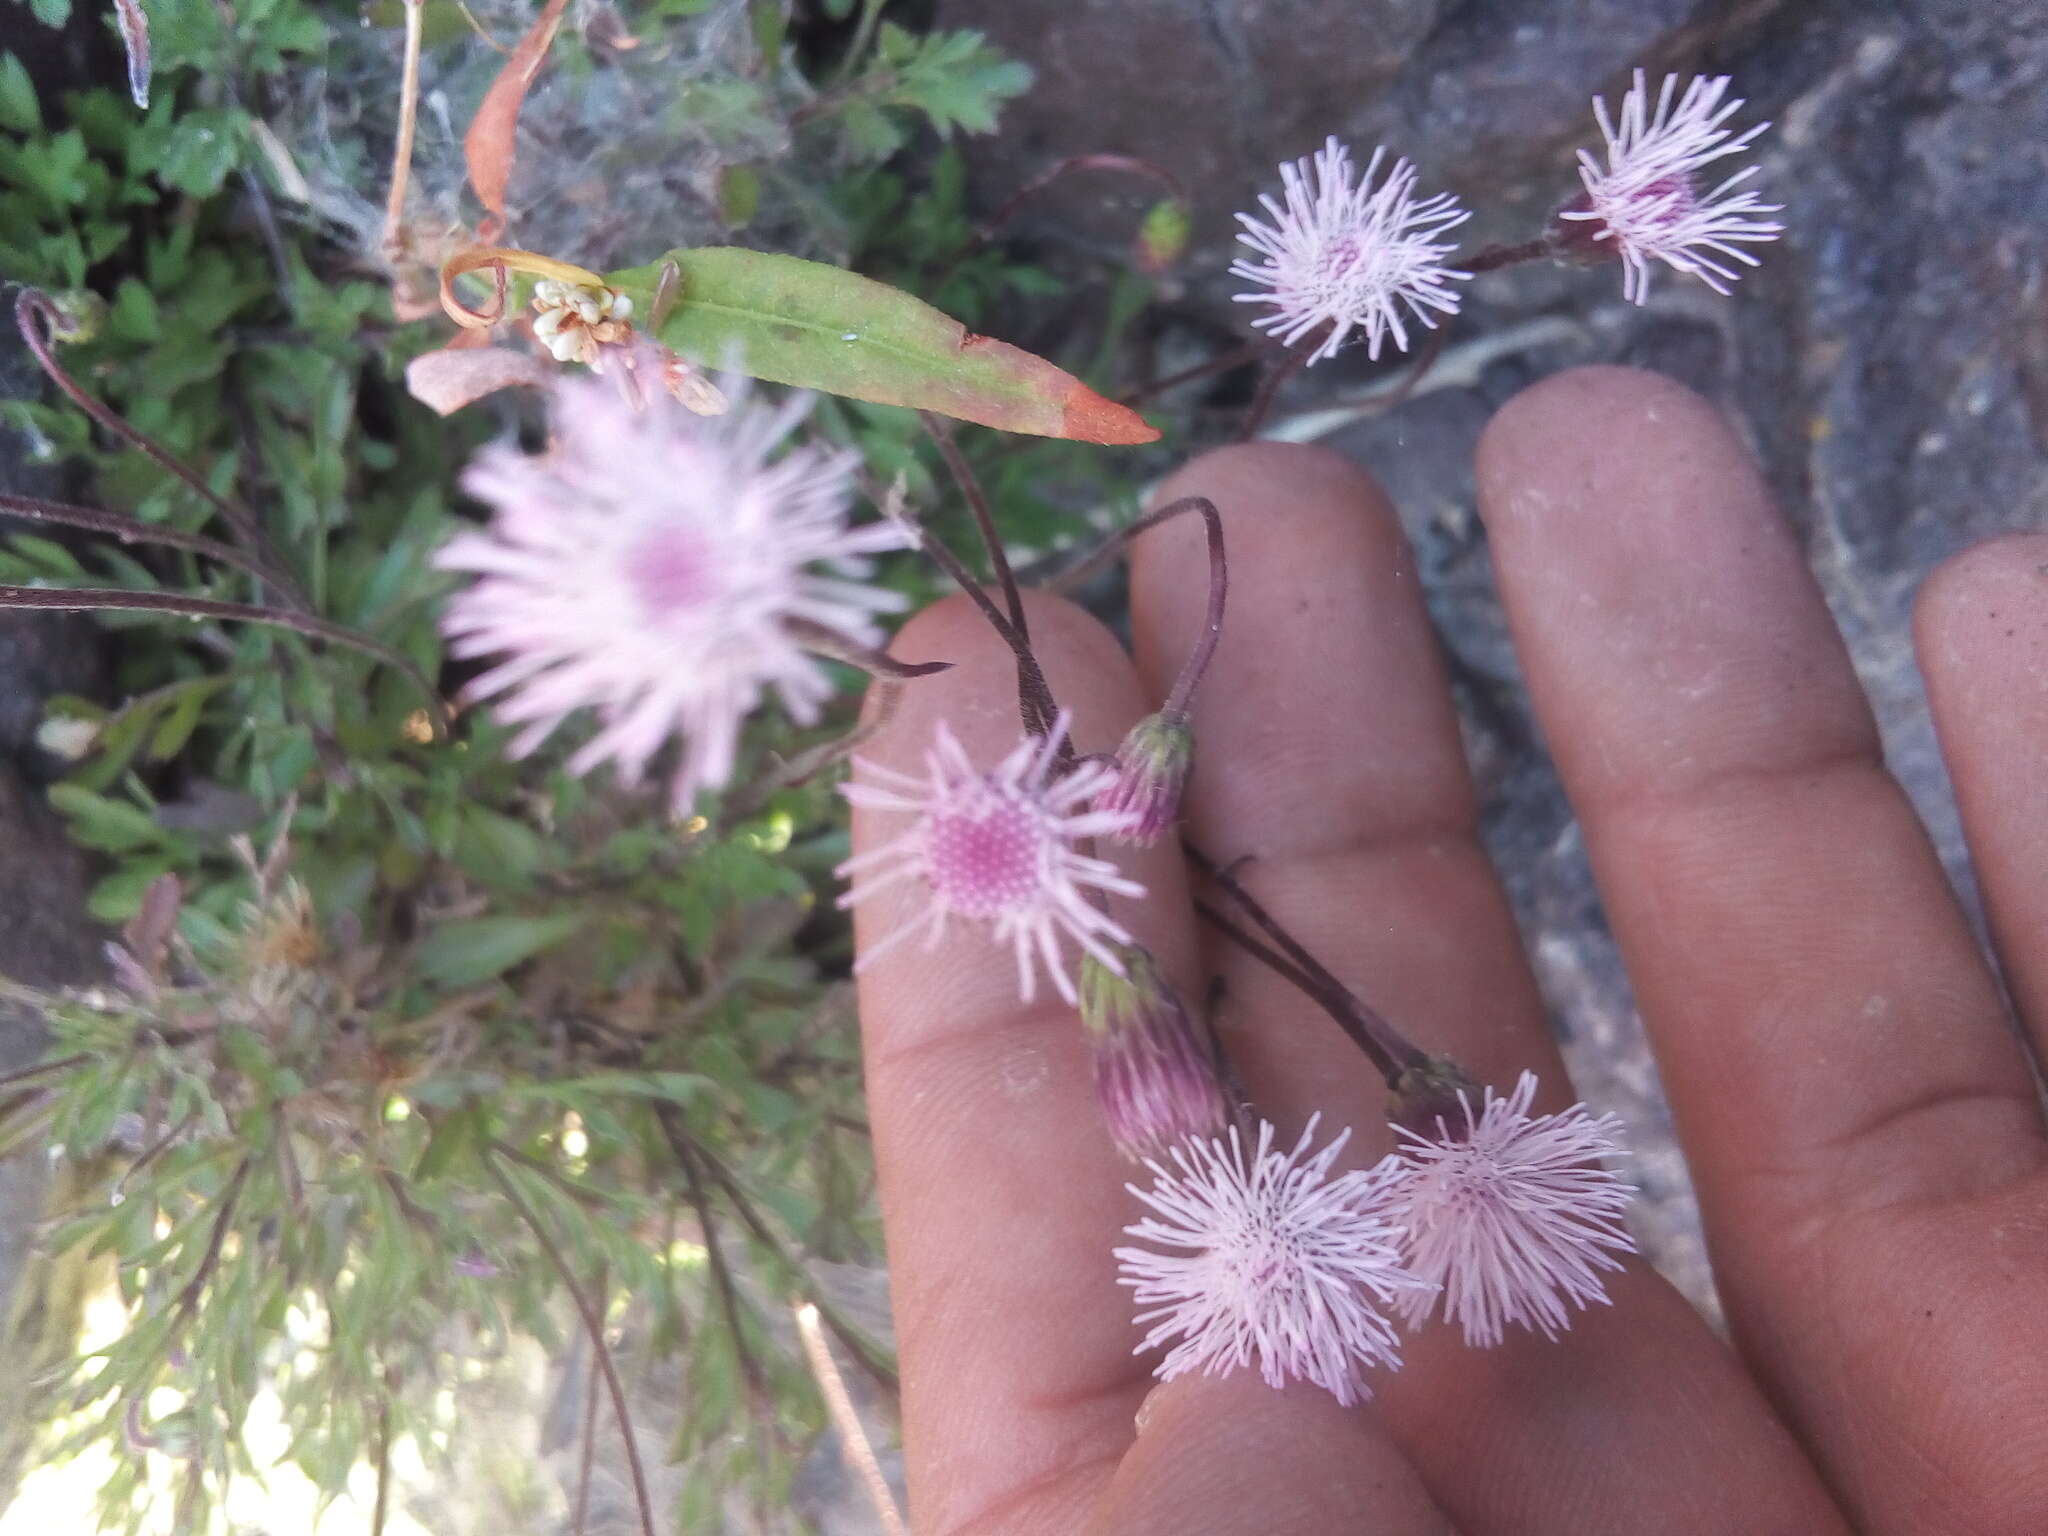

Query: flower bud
[
  {"left": 1099, "top": 713, "right": 1193, "bottom": 847},
  {"left": 1133, "top": 198, "right": 1192, "bottom": 275},
  {"left": 1080, "top": 944, "right": 1229, "bottom": 1161}
]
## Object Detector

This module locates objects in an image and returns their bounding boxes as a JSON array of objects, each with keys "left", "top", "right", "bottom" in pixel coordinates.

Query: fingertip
[
  {"left": 1913, "top": 532, "right": 2048, "bottom": 672},
  {"left": 1475, "top": 365, "right": 1744, "bottom": 538}
]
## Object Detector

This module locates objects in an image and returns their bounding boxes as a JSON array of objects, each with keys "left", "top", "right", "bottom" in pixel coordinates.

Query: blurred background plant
[{"left": 0, "top": 0, "right": 1186, "bottom": 1528}]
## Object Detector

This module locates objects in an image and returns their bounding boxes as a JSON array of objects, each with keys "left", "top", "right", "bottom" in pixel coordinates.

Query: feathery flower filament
[
  {"left": 837, "top": 714, "right": 1144, "bottom": 1006},
  {"left": 1116, "top": 1116, "right": 1430, "bottom": 1405},
  {"left": 1231, "top": 137, "right": 1471, "bottom": 365},
  {"left": 1383, "top": 1071, "right": 1635, "bottom": 1347},
  {"left": 437, "top": 375, "right": 905, "bottom": 811},
  {"left": 1560, "top": 71, "right": 1783, "bottom": 304}
]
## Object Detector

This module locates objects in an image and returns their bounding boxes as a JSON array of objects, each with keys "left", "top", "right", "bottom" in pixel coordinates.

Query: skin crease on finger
[
  {"left": 1473, "top": 366, "right": 2048, "bottom": 1532},
  {"left": 1129, "top": 439, "right": 1844, "bottom": 1535}
]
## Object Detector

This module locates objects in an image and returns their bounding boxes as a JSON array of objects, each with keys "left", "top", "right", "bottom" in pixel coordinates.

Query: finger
[
  {"left": 1131, "top": 442, "right": 1843, "bottom": 1535},
  {"left": 1083, "top": 1375, "right": 1452, "bottom": 1536},
  {"left": 1915, "top": 533, "right": 2048, "bottom": 1055},
  {"left": 1475, "top": 366, "right": 2048, "bottom": 1521},
  {"left": 846, "top": 590, "right": 1187, "bottom": 1534}
]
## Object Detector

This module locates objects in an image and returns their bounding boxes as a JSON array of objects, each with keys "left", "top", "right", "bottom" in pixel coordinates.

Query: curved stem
[
  {"left": 1045, "top": 493, "right": 1215, "bottom": 595},
  {"left": 485, "top": 1154, "right": 657, "bottom": 1536},
  {"left": 1238, "top": 329, "right": 1320, "bottom": 441},
  {"left": 785, "top": 618, "right": 952, "bottom": 681},
  {"left": 0, "top": 491, "right": 277, "bottom": 587},
  {"left": 1160, "top": 498, "right": 1225, "bottom": 721},
  {"left": 919, "top": 413, "right": 1026, "bottom": 642},
  {"left": 15, "top": 291, "right": 306, "bottom": 610},
  {"left": 887, "top": 498, "right": 1062, "bottom": 745},
  {"left": 1187, "top": 844, "right": 1429, "bottom": 1081},
  {"left": 0, "top": 585, "right": 449, "bottom": 740}
]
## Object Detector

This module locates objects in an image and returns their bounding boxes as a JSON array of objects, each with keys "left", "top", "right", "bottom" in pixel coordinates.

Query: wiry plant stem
[
  {"left": 485, "top": 1152, "right": 658, "bottom": 1536},
  {"left": 1160, "top": 498, "right": 1226, "bottom": 722},
  {"left": 0, "top": 585, "right": 449, "bottom": 741},
  {"left": 920, "top": 412, "right": 1027, "bottom": 642},
  {"left": 381, "top": 0, "right": 425, "bottom": 263},
  {"left": 1188, "top": 845, "right": 1430, "bottom": 1083},
  {"left": 15, "top": 291, "right": 304, "bottom": 608}
]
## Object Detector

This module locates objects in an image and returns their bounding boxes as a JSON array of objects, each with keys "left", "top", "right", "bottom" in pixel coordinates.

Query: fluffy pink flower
[
  {"left": 1560, "top": 71, "right": 1783, "bottom": 304},
  {"left": 1382, "top": 1071, "right": 1635, "bottom": 1347},
  {"left": 436, "top": 376, "right": 906, "bottom": 811},
  {"left": 836, "top": 714, "right": 1143, "bottom": 1006},
  {"left": 1115, "top": 1116, "right": 1429, "bottom": 1405},
  {"left": 1231, "top": 137, "right": 1471, "bottom": 365}
]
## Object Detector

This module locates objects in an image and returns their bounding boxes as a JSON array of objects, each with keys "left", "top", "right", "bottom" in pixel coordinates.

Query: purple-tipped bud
[
  {"left": 1100, "top": 713, "right": 1193, "bottom": 847},
  {"left": 1080, "top": 945, "right": 1229, "bottom": 1161}
]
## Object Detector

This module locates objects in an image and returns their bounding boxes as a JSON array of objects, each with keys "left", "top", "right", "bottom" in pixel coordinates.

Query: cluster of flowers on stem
[{"left": 426, "top": 70, "right": 1780, "bottom": 1408}]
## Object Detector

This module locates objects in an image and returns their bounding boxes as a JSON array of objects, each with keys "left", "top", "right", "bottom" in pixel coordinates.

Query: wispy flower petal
[
  {"left": 1230, "top": 138, "right": 1471, "bottom": 365},
  {"left": 1560, "top": 71, "right": 1783, "bottom": 303},
  {"left": 1383, "top": 1072, "right": 1635, "bottom": 1347},
  {"left": 837, "top": 714, "right": 1142, "bottom": 1007},
  {"left": 1116, "top": 1116, "right": 1429, "bottom": 1404},
  {"left": 437, "top": 375, "right": 905, "bottom": 811}
]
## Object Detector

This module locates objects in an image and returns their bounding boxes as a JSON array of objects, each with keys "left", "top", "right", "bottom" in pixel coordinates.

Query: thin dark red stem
[
  {"left": 918, "top": 413, "right": 1027, "bottom": 643},
  {"left": 15, "top": 291, "right": 306, "bottom": 609},
  {"left": 0, "top": 584, "right": 449, "bottom": 740},
  {"left": 0, "top": 490, "right": 275, "bottom": 587},
  {"left": 1192, "top": 899, "right": 1405, "bottom": 1084},
  {"left": 1161, "top": 498, "right": 1226, "bottom": 721},
  {"left": 1119, "top": 338, "right": 1268, "bottom": 407},
  {"left": 1188, "top": 844, "right": 1429, "bottom": 1081},
  {"left": 889, "top": 502, "right": 1062, "bottom": 747},
  {"left": 1465, "top": 235, "right": 1556, "bottom": 274},
  {"left": 1237, "top": 330, "right": 1321, "bottom": 441},
  {"left": 486, "top": 1154, "right": 657, "bottom": 1536},
  {"left": 1045, "top": 494, "right": 1216, "bottom": 595}
]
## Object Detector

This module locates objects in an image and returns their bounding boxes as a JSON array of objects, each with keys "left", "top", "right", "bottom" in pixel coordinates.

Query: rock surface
[{"left": 943, "top": 0, "right": 2048, "bottom": 1318}]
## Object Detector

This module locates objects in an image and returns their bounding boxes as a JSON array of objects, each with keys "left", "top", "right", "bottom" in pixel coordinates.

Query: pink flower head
[
  {"left": 1559, "top": 71, "right": 1783, "bottom": 304},
  {"left": 1382, "top": 1071, "right": 1635, "bottom": 1347},
  {"left": 1231, "top": 138, "right": 1471, "bottom": 365},
  {"left": 436, "top": 375, "right": 906, "bottom": 812},
  {"left": 1079, "top": 944, "right": 1228, "bottom": 1160},
  {"left": 1115, "top": 1116, "right": 1430, "bottom": 1405},
  {"left": 836, "top": 714, "right": 1143, "bottom": 1006}
]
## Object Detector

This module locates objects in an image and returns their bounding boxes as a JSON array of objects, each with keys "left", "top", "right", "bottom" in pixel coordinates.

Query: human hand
[{"left": 843, "top": 366, "right": 2048, "bottom": 1535}]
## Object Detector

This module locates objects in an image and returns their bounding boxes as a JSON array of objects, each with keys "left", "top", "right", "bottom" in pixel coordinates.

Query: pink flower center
[
  {"left": 923, "top": 790, "right": 1046, "bottom": 918},
  {"left": 627, "top": 531, "right": 716, "bottom": 620},
  {"left": 1634, "top": 172, "right": 1696, "bottom": 227}
]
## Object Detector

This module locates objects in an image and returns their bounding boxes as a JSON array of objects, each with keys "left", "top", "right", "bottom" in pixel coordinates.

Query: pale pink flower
[
  {"left": 1231, "top": 138, "right": 1471, "bottom": 365},
  {"left": 1560, "top": 71, "right": 1783, "bottom": 304},
  {"left": 437, "top": 375, "right": 906, "bottom": 811},
  {"left": 1115, "top": 1116, "right": 1429, "bottom": 1405},
  {"left": 836, "top": 714, "right": 1142, "bottom": 1006},
  {"left": 1382, "top": 1071, "right": 1635, "bottom": 1348}
]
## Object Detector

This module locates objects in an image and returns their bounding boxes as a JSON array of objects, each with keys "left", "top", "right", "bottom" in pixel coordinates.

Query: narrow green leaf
[
  {"left": 414, "top": 913, "right": 584, "bottom": 987},
  {"left": 617, "top": 246, "right": 1157, "bottom": 444},
  {"left": 0, "top": 53, "right": 40, "bottom": 133}
]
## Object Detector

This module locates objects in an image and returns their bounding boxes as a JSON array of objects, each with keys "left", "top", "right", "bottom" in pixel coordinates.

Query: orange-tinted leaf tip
[{"left": 1061, "top": 383, "right": 1160, "bottom": 446}]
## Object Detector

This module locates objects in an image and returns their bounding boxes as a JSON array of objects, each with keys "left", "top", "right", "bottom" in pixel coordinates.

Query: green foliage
[{"left": 0, "top": 0, "right": 1180, "bottom": 1528}]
